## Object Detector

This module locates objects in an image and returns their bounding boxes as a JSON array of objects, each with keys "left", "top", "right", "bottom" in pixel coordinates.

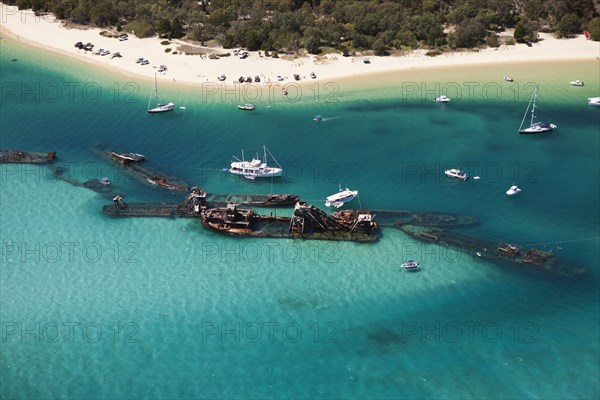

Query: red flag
[{"left": 584, "top": 31, "right": 590, "bottom": 40}]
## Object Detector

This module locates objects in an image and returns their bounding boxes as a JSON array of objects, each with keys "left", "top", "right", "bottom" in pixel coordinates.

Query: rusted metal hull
[
  {"left": 0, "top": 150, "right": 56, "bottom": 164},
  {"left": 398, "top": 224, "right": 587, "bottom": 278}
]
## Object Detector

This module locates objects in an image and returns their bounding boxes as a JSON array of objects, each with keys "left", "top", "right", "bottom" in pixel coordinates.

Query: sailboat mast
[
  {"left": 155, "top": 72, "right": 159, "bottom": 104},
  {"left": 530, "top": 84, "right": 538, "bottom": 126}
]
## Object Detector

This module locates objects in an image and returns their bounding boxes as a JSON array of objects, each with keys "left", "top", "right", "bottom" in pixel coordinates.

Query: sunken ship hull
[
  {"left": 200, "top": 202, "right": 379, "bottom": 242},
  {"left": 102, "top": 188, "right": 300, "bottom": 217},
  {"left": 398, "top": 224, "right": 587, "bottom": 278},
  {"left": 1, "top": 150, "right": 56, "bottom": 164},
  {"left": 333, "top": 209, "right": 478, "bottom": 227},
  {"left": 91, "top": 145, "right": 190, "bottom": 192}
]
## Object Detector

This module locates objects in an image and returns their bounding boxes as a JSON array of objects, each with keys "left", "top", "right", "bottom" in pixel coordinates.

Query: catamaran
[
  {"left": 518, "top": 84, "right": 557, "bottom": 134},
  {"left": 229, "top": 145, "right": 283, "bottom": 179},
  {"left": 325, "top": 185, "right": 358, "bottom": 208},
  {"left": 147, "top": 72, "right": 174, "bottom": 113}
]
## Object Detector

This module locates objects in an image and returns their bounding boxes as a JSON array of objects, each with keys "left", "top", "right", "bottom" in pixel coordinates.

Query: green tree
[
  {"left": 514, "top": 22, "right": 526, "bottom": 41},
  {"left": 171, "top": 18, "right": 184, "bottom": 38},
  {"left": 372, "top": 38, "right": 388, "bottom": 56},
  {"left": 450, "top": 18, "right": 486, "bottom": 48},
  {"left": 514, "top": 19, "right": 537, "bottom": 43},
  {"left": 556, "top": 13, "right": 581, "bottom": 38},
  {"left": 588, "top": 18, "right": 600, "bottom": 41},
  {"left": 245, "top": 29, "right": 263, "bottom": 51},
  {"left": 303, "top": 28, "right": 321, "bottom": 54},
  {"left": 157, "top": 18, "right": 172, "bottom": 37}
]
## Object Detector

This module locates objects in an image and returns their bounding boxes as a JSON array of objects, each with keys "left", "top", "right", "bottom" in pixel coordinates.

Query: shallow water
[{"left": 1, "top": 39, "right": 599, "bottom": 399}]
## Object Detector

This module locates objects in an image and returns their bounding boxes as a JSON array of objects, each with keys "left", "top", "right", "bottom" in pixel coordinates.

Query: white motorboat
[
  {"left": 147, "top": 72, "right": 174, "bottom": 113},
  {"left": 503, "top": 76, "right": 513, "bottom": 82},
  {"left": 324, "top": 185, "right": 358, "bottom": 208},
  {"left": 588, "top": 97, "right": 600, "bottom": 107},
  {"left": 229, "top": 145, "right": 283, "bottom": 179},
  {"left": 401, "top": 260, "right": 420, "bottom": 270},
  {"left": 238, "top": 104, "right": 256, "bottom": 111},
  {"left": 313, "top": 115, "right": 323, "bottom": 121},
  {"left": 570, "top": 80, "right": 584, "bottom": 86},
  {"left": 518, "top": 84, "right": 557, "bottom": 134},
  {"left": 506, "top": 185, "right": 522, "bottom": 196},
  {"left": 444, "top": 169, "right": 468, "bottom": 180},
  {"left": 435, "top": 95, "right": 450, "bottom": 103}
]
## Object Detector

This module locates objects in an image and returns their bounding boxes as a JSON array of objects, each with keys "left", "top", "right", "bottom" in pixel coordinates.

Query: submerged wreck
[
  {"left": 333, "top": 209, "right": 478, "bottom": 227},
  {"left": 201, "top": 201, "right": 379, "bottom": 242},
  {"left": 51, "top": 164, "right": 112, "bottom": 197},
  {"left": 398, "top": 224, "right": 586, "bottom": 278},
  {"left": 102, "top": 187, "right": 299, "bottom": 217},
  {"left": 93, "top": 146, "right": 189, "bottom": 192},
  {"left": 0, "top": 150, "right": 56, "bottom": 164}
]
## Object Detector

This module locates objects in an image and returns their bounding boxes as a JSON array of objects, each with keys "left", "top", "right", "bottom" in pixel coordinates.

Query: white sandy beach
[{"left": 1, "top": 3, "right": 599, "bottom": 87}]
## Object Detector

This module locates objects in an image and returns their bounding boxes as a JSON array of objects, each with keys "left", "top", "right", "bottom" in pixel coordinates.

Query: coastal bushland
[{"left": 6, "top": 0, "right": 599, "bottom": 54}]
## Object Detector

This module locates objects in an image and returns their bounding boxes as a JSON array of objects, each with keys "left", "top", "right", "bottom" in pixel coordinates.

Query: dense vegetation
[{"left": 6, "top": 0, "right": 600, "bottom": 53}]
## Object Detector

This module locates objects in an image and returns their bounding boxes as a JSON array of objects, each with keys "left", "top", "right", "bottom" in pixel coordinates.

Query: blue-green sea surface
[{"left": 1, "top": 39, "right": 599, "bottom": 399}]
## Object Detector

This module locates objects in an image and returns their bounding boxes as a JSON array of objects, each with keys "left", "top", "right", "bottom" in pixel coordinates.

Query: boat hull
[
  {"left": 519, "top": 125, "right": 557, "bottom": 134},
  {"left": 148, "top": 107, "right": 174, "bottom": 114},
  {"left": 0, "top": 150, "right": 56, "bottom": 164},
  {"left": 201, "top": 218, "right": 378, "bottom": 242},
  {"left": 229, "top": 170, "right": 283, "bottom": 178}
]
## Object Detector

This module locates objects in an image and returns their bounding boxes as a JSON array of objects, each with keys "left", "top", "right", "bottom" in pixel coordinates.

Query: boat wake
[{"left": 321, "top": 116, "right": 345, "bottom": 122}]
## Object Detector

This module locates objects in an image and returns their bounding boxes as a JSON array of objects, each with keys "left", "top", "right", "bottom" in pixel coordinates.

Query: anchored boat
[
  {"left": 518, "top": 84, "right": 557, "bottom": 134},
  {"left": 148, "top": 72, "right": 174, "bottom": 113},
  {"left": 229, "top": 145, "right": 283, "bottom": 179},
  {"left": 588, "top": 97, "right": 600, "bottom": 107},
  {"left": 325, "top": 185, "right": 358, "bottom": 208},
  {"left": 444, "top": 169, "right": 468, "bottom": 180}
]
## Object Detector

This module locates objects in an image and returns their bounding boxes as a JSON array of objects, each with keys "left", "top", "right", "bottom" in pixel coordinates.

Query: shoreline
[{"left": 2, "top": 4, "right": 599, "bottom": 91}]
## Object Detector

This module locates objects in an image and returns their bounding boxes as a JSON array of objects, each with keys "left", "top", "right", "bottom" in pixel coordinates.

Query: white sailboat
[
  {"left": 518, "top": 84, "right": 556, "bottom": 134},
  {"left": 229, "top": 145, "right": 283, "bottom": 179},
  {"left": 147, "top": 72, "right": 174, "bottom": 113}
]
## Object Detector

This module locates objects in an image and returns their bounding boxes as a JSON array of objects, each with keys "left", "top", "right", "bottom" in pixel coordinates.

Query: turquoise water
[{"left": 1, "top": 40, "right": 599, "bottom": 399}]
